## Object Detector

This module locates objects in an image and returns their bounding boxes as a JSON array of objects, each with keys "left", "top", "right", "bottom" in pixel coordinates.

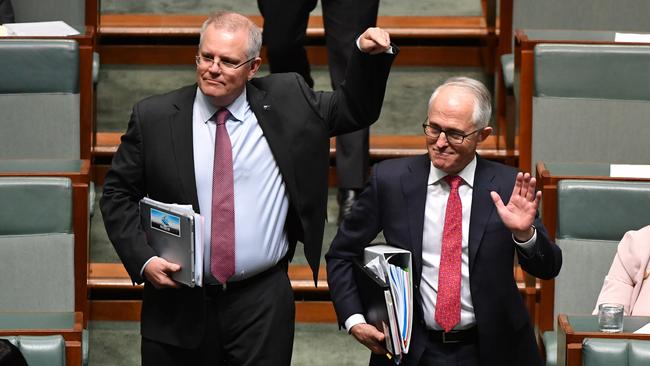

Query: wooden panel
[
  {"left": 91, "top": 300, "right": 141, "bottom": 321},
  {"left": 295, "top": 301, "right": 338, "bottom": 323},
  {"left": 99, "top": 14, "right": 488, "bottom": 39}
]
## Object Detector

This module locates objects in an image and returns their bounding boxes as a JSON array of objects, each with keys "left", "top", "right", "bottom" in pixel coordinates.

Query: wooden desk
[
  {"left": 513, "top": 29, "right": 650, "bottom": 172},
  {"left": 557, "top": 314, "right": 650, "bottom": 366},
  {"left": 534, "top": 161, "right": 650, "bottom": 332}
]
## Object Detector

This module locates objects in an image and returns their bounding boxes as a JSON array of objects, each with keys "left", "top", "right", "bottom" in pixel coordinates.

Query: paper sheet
[
  {"left": 633, "top": 322, "right": 650, "bottom": 334},
  {"left": 610, "top": 164, "right": 650, "bottom": 179},
  {"left": 3, "top": 21, "right": 80, "bottom": 37},
  {"left": 615, "top": 32, "right": 650, "bottom": 43}
]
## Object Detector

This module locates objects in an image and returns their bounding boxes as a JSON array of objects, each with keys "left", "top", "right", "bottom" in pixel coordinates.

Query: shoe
[{"left": 337, "top": 188, "right": 360, "bottom": 225}]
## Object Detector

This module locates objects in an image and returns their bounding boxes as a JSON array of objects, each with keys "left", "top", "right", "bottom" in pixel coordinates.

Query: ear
[
  {"left": 478, "top": 126, "right": 493, "bottom": 142},
  {"left": 247, "top": 57, "right": 262, "bottom": 80}
]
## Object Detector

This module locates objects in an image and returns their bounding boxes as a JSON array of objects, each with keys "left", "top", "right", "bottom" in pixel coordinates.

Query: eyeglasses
[
  {"left": 195, "top": 55, "right": 256, "bottom": 70},
  {"left": 422, "top": 119, "right": 482, "bottom": 145}
]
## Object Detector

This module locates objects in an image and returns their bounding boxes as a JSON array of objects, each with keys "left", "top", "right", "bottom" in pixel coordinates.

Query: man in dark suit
[
  {"left": 326, "top": 77, "right": 562, "bottom": 365},
  {"left": 0, "top": 0, "right": 14, "bottom": 24},
  {"left": 257, "top": 0, "right": 380, "bottom": 222},
  {"left": 100, "top": 11, "right": 395, "bottom": 366}
]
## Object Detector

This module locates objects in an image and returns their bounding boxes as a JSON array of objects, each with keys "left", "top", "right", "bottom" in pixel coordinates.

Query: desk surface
[
  {"left": 566, "top": 315, "right": 650, "bottom": 334},
  {"left": 538, "top": 162, "right": 650, "bottom": 179}
]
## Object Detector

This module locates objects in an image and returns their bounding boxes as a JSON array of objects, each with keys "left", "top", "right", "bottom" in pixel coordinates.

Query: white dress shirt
[
  {"left": 345, "top": 156, "right": 537, "bottom": 332},
  {"left": 193, "top": 87, "right": 289, "bottom": 284}
]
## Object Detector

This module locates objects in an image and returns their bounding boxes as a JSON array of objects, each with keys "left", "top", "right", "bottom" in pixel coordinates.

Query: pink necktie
[
  {"left": 210, "top": 108, "right": 235, "bottom": 283},
  {"left": 435, "top": 175, "right": 463, "bottom": 332}
]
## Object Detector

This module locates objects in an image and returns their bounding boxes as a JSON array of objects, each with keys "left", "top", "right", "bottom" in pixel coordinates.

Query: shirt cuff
[
  {"left": 355, "top": 36, "right": 394, "bottom": 54},
  {"left": 140, "top": 256, "right": 158, "bottom": 278},
  {"left": 513, "top": 226, "right": 537, "bottom": 257},
  {"left": 344, "top": 314, "right": 367, "bottom": 333}
]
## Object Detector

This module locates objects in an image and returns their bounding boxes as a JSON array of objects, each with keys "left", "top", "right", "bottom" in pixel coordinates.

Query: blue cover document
[{"left": 360, "top": 244, "right": 413, "bottom": 364}]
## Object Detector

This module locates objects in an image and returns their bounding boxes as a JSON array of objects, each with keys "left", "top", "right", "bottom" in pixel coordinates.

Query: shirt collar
[
  {"left": 427, "top": 155, "right": 477, "bottom": 188},
  {"left": 194, "top": 86, "right": 248, "bottom": 124}
]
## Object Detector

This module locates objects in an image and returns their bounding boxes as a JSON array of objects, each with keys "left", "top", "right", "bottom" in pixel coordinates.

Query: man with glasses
[
  {"left": 101, "top": 11, "right": 396, "bottom": 366},
  {"left": 326, "top": 77, "right": 562, "bottom": 365}
]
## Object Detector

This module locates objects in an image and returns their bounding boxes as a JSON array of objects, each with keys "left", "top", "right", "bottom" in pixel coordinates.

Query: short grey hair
[
  {"left": 428, "top": 76, "right": 492, "bottom": 129},
  {"left": 199, "top": 11, "right": 262, "bottom": 60}
]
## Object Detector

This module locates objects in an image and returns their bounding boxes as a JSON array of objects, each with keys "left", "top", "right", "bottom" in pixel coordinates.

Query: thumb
[
  {"left": 490, "top": 191, "right": 505, "bottom": 210},
  {"left": 165, "top": 262, "right": 181, "bottom": 272}
]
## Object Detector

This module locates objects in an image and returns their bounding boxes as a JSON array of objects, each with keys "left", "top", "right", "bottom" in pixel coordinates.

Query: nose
[
  {"left": 207, "top": 59, "right": 222, "bottom": 73},
  {"left": 435, "top": 131, "right": 450, "bottom": 148}
]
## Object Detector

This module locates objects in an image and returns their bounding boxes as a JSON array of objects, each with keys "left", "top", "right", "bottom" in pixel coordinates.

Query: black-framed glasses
[
  {"left": 195, "top": 55, "right": 256, "bottom": 70},
  {"left": 422, "top": 118, "right": 482, "bottom": 145}
]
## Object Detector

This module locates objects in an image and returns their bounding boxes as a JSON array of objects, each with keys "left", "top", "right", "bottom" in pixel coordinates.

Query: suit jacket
[
  {"left": 100, "top": 47, "right": 396, "bottom": 347},
  {"left": 326, "top": 154, "right": 562, "bottom": 365},
  {"left": 594, "top": 225, "right": 650, "bottom": 316},
  {"left": 0, "top": 0, "right": 14, "bottom": 24}
]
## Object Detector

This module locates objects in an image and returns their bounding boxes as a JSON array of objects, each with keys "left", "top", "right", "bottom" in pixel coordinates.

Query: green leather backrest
[
  {"left": 0, "top": 39, "right": 79, "bottom": 93},
  {"left": 12, "top": 0, "right": 86, "bottom": 33},
  {"left": 0, "top": 177, "right": 72, "bottom": 235},
  {"left": 513, "top": 0, "right": 650, "bottom": 34},
  {"left": 1, "top": 335, "right": 66, "bottom": 366},
  {"left": 553, "top": 180, "right": 650, "bottom": 322},
  {"left": 583, "top": 338, "right": 650, "bottom": 366},
  {"left": 554, "top": 238, "right": 618, "bottom": 321},
  {"left": 0, "top": 40, "right": 80, "bottom": 159},
  {"left": 0, "top": 177, "right": 74, "bottom": 312},
  {"left": 530, "top": 43, "right": 650, "bottom": 167},
  {"left": 534, "top": 44, "right": 650, "bottom": 100},
  {"left": 557, "top": 180, "right": 650, "bottom": 241}
]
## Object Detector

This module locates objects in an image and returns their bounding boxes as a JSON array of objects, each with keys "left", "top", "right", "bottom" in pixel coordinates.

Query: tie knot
[
  {"left": 214, "top": 108, "right": 230, "bottom": 126},
  {"left": 444, "top": 175, "right": 462, "bottom": 190}
]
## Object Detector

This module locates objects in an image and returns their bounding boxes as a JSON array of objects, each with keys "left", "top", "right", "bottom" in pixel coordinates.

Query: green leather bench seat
[
  {"left": 1, "top": 335, "right": 66, "bottom": 366},
  {"left": 583, "top": 338, "right": 650, "bottom": 366},
  {"left": 544, "top": 180, "right": 650, "bottom": 365}
]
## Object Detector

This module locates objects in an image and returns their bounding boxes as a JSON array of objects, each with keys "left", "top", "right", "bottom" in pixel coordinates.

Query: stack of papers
[{"left": 363, "top": 245, "right": 413, "bottom": 363}]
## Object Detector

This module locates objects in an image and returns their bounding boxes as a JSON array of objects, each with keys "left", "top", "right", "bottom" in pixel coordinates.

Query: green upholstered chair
[
  {"left": 540, "top": 180, "right": 650, "bottom": 366},
  {"left": 0, "top": 39, "right": 81, "bottom": 159},
  {"left": 11, "top": 0, "right": 97, "bottom": 34},
  {"left": 500, "top": 0, "right": 650, "bottom": 91},
  {"left": 496, "top": 0, "right": 650, "bottom": 149},
  {"left": 530, "top": 43, "right": 650, "bottom": 170},
  {"left": 0, "top": 177, "right": 86, "bottom": 366},
  {"left": 581, "top": 338, "right": 650, "bottom": 366},
  {"left": 1, "top": 335, "right": 66, "bottom": 366},
  {"left": 7, "top": 0, "right": 100, "bottom": 155}
]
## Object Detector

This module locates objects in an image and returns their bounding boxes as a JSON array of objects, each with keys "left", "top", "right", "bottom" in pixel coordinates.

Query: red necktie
[
  {"left": 435, "top": 175, "right": 463, "bottom": 332},
  {"left": 210, "top": 108, "right": 235, "bottom": 283}
]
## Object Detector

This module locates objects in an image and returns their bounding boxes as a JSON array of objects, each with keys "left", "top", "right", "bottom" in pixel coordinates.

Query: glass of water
[{"left": 598, "top": 303, "right": 624, "bottom": 333}]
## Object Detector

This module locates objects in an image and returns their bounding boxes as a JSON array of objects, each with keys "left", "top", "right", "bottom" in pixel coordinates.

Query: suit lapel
[
  {"left": 169, "top": 86, "right": 200, "bottom": 210},
  {"left": 468, "top": 156, "right": 499, "bottom": 272},
  {"left": 401, "top": 154, "right": 431, "bottom": 281},
  {"left": 246, "top": 83, "right": 299, "bottom": 202}
]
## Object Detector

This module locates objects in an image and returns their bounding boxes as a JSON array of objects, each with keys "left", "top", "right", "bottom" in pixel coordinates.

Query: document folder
[
  {"left": 357, "top": 244, "right": 413, "bottom": 364},
  {"left": 139, "top": 197, "right": 204, "bottom": 287}
]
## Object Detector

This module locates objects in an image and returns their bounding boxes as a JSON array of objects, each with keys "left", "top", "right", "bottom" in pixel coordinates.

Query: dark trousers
[
  {"left": 257, "top": 0, "right": 379, "bottom": 189},
  {"left": 141, "top": 268, "right": 295, "bottom": 366},
  {"left": 417, "top": 341, "right": 479, "bottom": 366}
]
